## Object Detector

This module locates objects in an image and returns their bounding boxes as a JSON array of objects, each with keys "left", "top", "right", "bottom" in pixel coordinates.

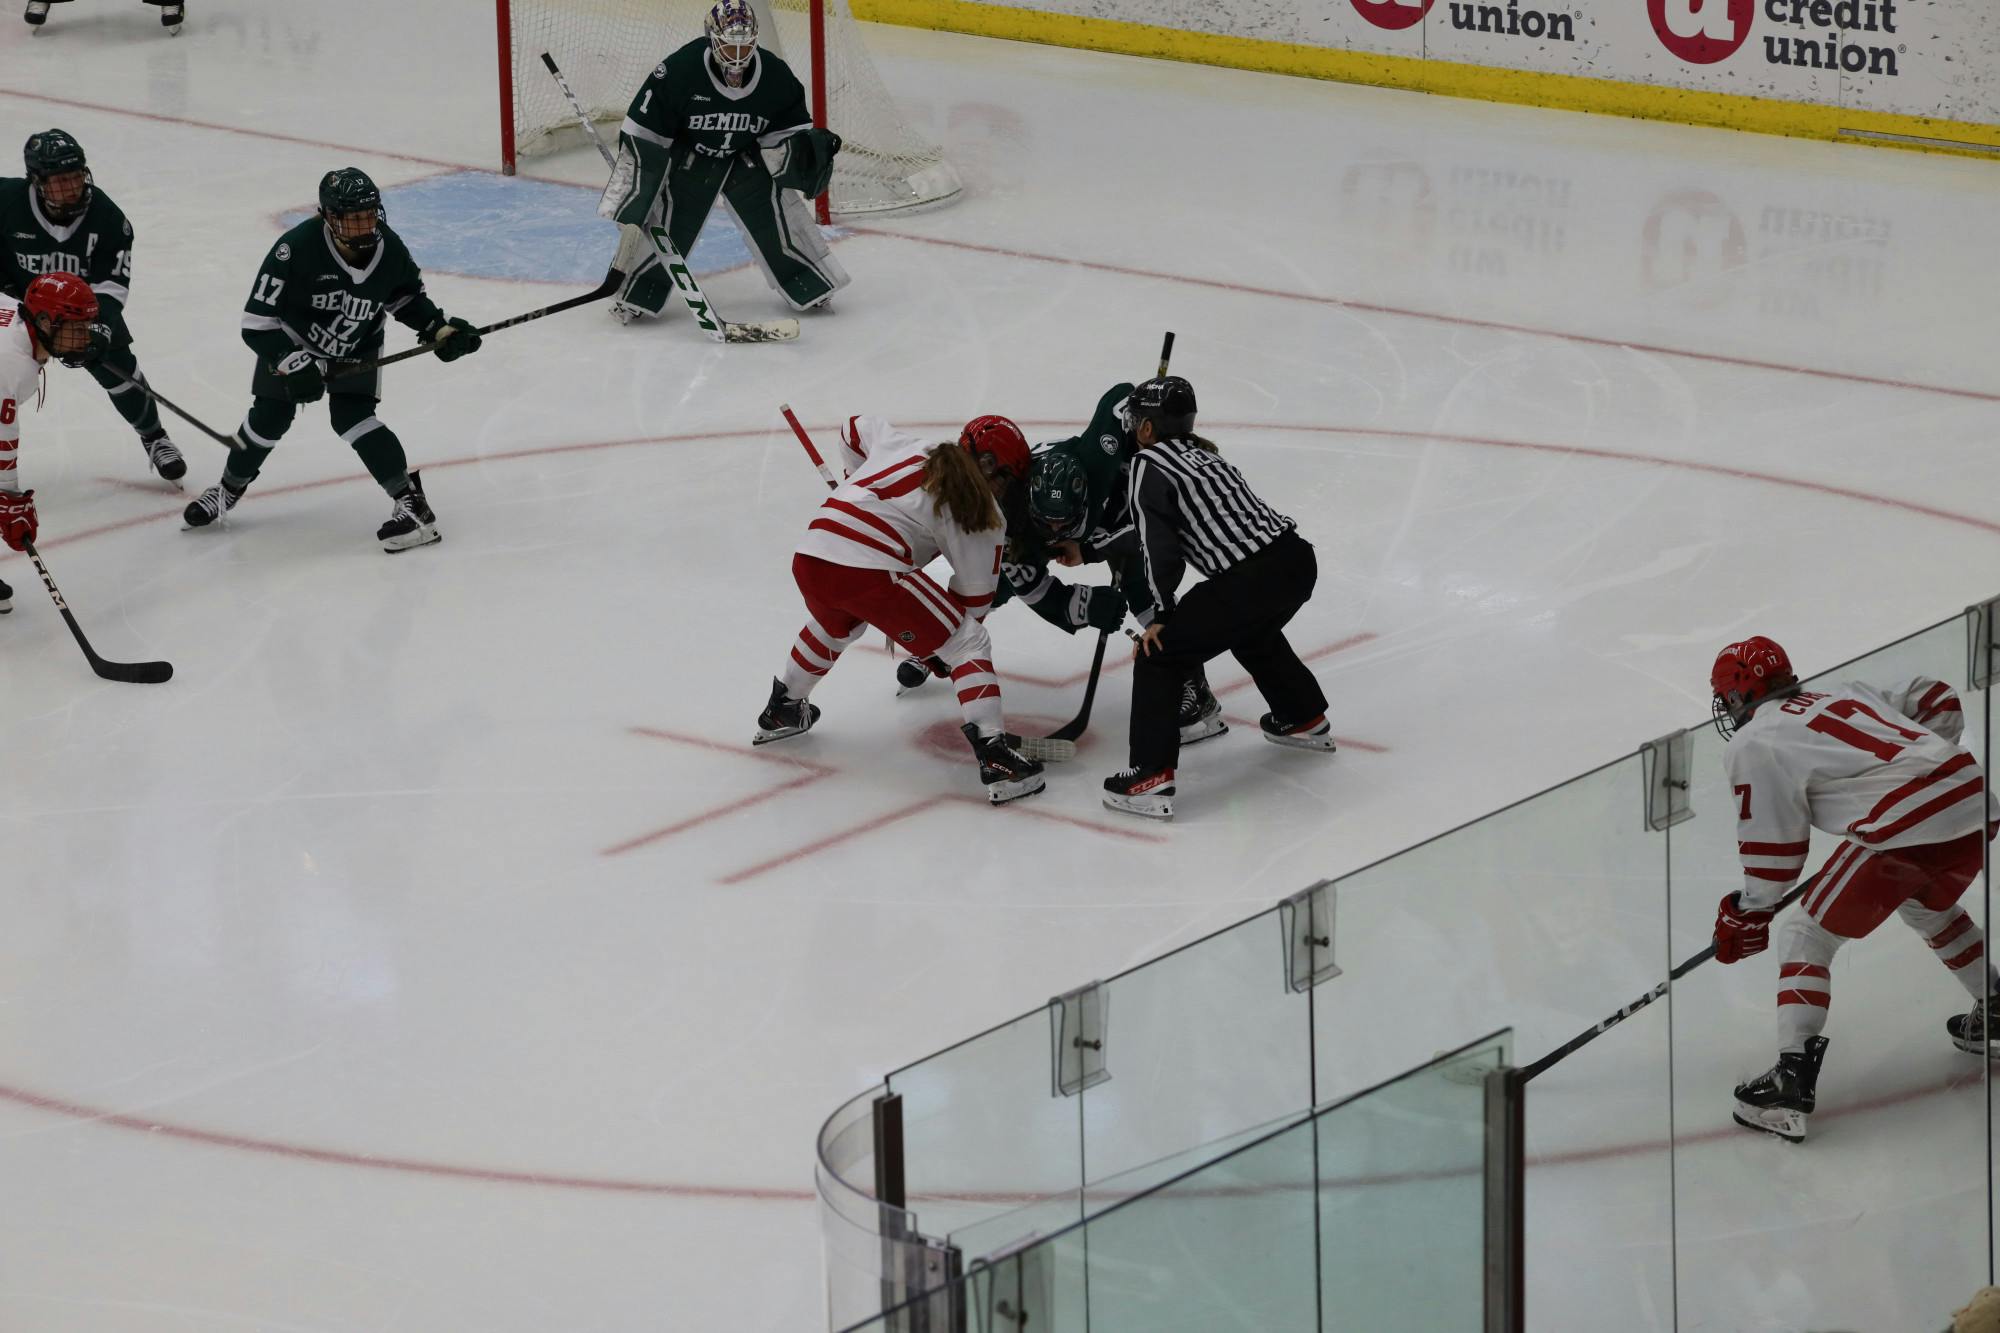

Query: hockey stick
[
  {"left": 330, "top": 267, "right": 626, "bottom": 377},
  {"left": 1034, "top": 331, "right": 1177, "bottom": 751},
  {"left": 103, "top": 368, "right": 242, "bottom": 453},
  {"left": 1518, "top": 876, "right": 1818, "bottom": 1083},
  {"left": 542, "top": 51, "right": 798, "bottom": 346},
  {"left": 20, "top": 538, "right": 174, "bottom": 684},
  {"left": 780, "top": 402, "right": 841, "bottom": 489}
]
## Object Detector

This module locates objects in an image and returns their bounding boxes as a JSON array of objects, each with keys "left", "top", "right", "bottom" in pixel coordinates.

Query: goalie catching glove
[
  {"left": 761, "top": 127, "right": 842, "bottom": 198},
  {"left": 421, "top": 315, "right": 482, "bottom": 363}
]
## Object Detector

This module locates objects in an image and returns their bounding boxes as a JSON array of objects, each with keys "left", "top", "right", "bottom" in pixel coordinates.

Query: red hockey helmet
[
  {"left": 22, "top": 271, "right": 98, "bottom": 360},
  {"left": 1710, "top": 636, "right": 1796, "bottom": 739},
  {"left": 959, "top": 415, "right": 1030, "bottom": 485}
]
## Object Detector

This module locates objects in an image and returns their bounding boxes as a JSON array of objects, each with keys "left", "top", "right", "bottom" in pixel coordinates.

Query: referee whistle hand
[{"left": 1130, "top": 624, "right": 1166, "bottom": 656}]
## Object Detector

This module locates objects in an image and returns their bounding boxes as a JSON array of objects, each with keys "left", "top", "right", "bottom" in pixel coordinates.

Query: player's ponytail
[{"left": 923, "top": 442, "right": 1000, "bottom": 533}]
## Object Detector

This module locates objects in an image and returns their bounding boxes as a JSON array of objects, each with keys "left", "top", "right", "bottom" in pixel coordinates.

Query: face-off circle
[
  {"left": 1647, "top": 0, "right": 1754, "bottom": 63},
  {"left": 1349, "top": 0, "right": 1435, "bottom": 31}
]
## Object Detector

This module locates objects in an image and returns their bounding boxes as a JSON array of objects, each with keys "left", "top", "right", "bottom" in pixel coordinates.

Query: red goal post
[{"left": 495, "top": 0, "right": 960, "bottom": 222}]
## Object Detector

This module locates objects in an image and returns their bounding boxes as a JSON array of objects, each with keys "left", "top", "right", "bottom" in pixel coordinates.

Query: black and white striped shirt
[{"left": 1127, "top": 437, "right": 1294, "bottom": 619}]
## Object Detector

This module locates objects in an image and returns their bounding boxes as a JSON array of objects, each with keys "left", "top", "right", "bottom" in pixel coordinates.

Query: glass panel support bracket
[
  {"left": 969, "top": 1236, "right": 1052, "bottom": 1333},
  {"left": 1641, "top": 729, "right": 1694, "bottom": 832},
  {"left": 1970, "top": 594, "right": 1999, "bottom": 691},
  {"left": 1050, "top": 981, "right": 1110, "bottom": 1097},
  {"left": 1281, "top": 878, "right": 1342, "bottom": 994}
]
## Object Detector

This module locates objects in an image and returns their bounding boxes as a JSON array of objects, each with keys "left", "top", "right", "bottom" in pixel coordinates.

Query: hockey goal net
[{"left": 497, "top": 0, "right": 961, "bottom": 217}]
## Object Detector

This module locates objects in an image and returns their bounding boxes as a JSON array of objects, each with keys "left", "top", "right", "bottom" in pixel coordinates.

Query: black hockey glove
[
  {"left": 768, "top": 127, "right": 842, "bottom": 197},
  {"left": 1076, "top": 585, "right": 1126, "bottom": 633},
  {"left": 423, "top": 315, "right": 482, "bottom": 363},
  {"left": 274, "top": 350, "right": 327, "bottom": 403},
  {"left": 60, "top": 322, "right": 117, "bottom": 369}
]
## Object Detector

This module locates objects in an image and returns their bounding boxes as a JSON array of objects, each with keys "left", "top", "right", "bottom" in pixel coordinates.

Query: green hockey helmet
[
  {"left": 1028, "top": 451, "right": 1090, "bottom": 540},
  {"left": 318, "top": 167, "right": 383, "bottom": 257},
  {"left": 23, "top": 129, "right": 91, "bottom": 223}
]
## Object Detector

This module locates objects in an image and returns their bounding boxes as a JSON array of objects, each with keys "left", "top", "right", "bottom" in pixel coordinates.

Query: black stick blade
[{"left": 92, "top": 657, "right": 174, "bottom": 685}]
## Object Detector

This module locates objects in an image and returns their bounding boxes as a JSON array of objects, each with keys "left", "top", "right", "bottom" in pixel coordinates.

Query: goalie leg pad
[{"left": 721, "top": 179, "right": 850, "bottom": 312}]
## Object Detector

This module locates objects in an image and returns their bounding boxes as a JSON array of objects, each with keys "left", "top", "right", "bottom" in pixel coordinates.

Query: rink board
[{"left": 856, "top": 0, "right": 2000, "bottom": 157}]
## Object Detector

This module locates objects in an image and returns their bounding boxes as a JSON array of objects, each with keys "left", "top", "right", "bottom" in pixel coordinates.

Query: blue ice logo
[{"left": 281, "top": 170, "right": 826, "bottom": 285}]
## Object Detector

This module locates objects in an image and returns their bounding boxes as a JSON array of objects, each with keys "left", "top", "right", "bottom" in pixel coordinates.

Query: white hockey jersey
[
  {"left": 1728, "top": 677, "right": 1998, "bottom": 909},
  {"left": 794, "top": 415, "right": 1004, "bottom": 616},
  {"left": 0, "top": 298, "right": 43, "bottom": 492}
]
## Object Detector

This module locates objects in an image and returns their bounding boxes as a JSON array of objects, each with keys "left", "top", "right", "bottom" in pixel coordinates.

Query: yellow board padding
[{"left": 852, "top": 0, "right": 2000, "bottom": 158}]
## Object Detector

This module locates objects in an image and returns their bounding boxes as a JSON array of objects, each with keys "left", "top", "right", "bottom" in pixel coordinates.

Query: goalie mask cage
[{"left": 496, "top": 0, "right": 962, "bottom": 219}]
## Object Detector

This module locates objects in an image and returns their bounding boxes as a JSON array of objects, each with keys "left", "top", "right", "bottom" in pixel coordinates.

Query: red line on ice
[{"left": 601, "top": 727, "right": 837, "bottom": 857}]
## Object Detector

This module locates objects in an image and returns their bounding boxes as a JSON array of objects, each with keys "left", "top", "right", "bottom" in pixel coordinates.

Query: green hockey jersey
[
  {"left": 240, "top": 216, "right": 441, "bottom": 369},
  {"left": 619, "top": 38, "right": 812, "bottom": 174},
  {"left": 0, "top": 177, "right": 137, "bottom": 338}
]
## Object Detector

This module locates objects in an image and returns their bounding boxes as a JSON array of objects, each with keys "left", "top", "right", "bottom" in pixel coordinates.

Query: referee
[{"left": 1102, "top": 376, "right": 1334, "bottom": 820}]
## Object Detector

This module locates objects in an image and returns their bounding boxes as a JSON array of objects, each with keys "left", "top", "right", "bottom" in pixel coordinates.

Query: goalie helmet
[
  {"left": 23, "top": 128, "right": 91, "bottom": 224},
  {"left": 1710, "top": 636, "right": 1797, "bottom": 740},
  {"left": 959, "top": 415, "right": 1030, "bottom": 486},
  {"left": 22, "top": 271, "right": 99, "bottom": 359},
  {"left": 1128, "top": 375, "right": 1197, "bottom": 441},
  {"left": 705, "top": 0, "right": 759, "bottom": 82},
  {"left": 1028, "top": 451, "right": 1090, "bottom": 539},
  {"left": 318, "top": 167, "right": 384, "bottom": 257}
]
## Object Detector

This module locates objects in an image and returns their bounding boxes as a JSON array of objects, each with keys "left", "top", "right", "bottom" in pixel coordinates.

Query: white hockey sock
[
  {"left": 948, "top": 657, "right": 1004, "bottom": 735},
  {"left": 1900, "top": 902, "right": 1995, "bottom": 1000},
  {"left": 1775, "top": 916, "right": 1842, "bottom": 1054},
  {"left": 782, "top": 617, "right": 866, "bottom": 700}
]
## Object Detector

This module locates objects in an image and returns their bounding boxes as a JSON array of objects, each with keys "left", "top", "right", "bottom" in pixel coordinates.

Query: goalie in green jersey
[
  {"left": 183, "top": 168, "right": 483, "bottom": 552},
  {"left": 597, "top": 0, "right": 849, "bottom": 324},
  {"left": 0, "top": 130, "right": 185, "bottom": 484}
]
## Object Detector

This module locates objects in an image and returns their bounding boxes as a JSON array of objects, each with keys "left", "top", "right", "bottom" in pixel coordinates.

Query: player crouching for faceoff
[
  {"left": 757, "top": 415, "right": 1047, "bottom": 805},
  {"left": 1102, "top": 377, "right": 1334, "bottom": 821},
  {"left": 599, "top": 0, "right": 848, "bottom": 323},
  {"left": 1710, "top": 636, "right": 2000, "bottom": 1142},
  {"left": 0, "top": 273, "right": 103, "bottom": 606},
  {"left": 186, "top": 169, "right": 482, "bottom": 552}
]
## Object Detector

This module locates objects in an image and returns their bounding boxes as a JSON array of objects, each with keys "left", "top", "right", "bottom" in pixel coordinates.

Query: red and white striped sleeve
[
  {"left": 1724, "top": 731, "right": 1813, "bottom": 910},
  {"left": 0, "top": 305, "right": 37, "bottom": 492},
  {"left": 1877, "top": 676, "right": 1965, "bottom": 744},
  {"left": 938, "top": 516, "right": 1003, "bottom": 622}
]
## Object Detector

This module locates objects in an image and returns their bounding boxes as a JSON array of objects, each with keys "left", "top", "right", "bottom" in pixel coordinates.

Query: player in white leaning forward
[
  {"left": 754, "top": 414, "right": 1046, "bottom": 805},
  {"left": 1710, "top": 636, "right": 2000, "bottom": 1142},
  {"left": 599, "top": 0, "right": 848, "bottom": 323},
  {"left": 1102, "top": 376, "right": 1333, "bottom": 821},
  {"left": 1, "top": 273, "right": 109, "bottom": 609},
  {"left": 184, "top": 169, "right": 483, "bottom": 551}
]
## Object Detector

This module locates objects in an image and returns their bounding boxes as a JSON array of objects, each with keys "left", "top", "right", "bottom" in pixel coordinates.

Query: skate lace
[{"left": 197, "top": 487, "right": 231, "bottom": 518}]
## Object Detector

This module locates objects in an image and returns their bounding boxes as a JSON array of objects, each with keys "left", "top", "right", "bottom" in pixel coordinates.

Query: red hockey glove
[
  {"left": 0, "top": 489, "right": 37, "bottom": 552},
  {"left": 1713, "top": 893, "right": 1774, "bottom": 964}
]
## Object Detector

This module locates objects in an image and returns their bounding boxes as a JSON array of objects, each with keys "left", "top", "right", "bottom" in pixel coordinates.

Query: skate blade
[
  {"left": 1019, "top": 737, "right": 1076, "bottom": 763},
  {"left": 1102, "top": 790, "right": 1174, "bottom": 821},
  {"left": 1263, "top": 731, "right": 1336, "bottom": 752},
  {"left": 381, "top": 527, "right": 442, "bottom": 554},
  {"left": 987, "top": 774, "right": 1047, "bottom": 805},
  {"left": 752, "top": 724, "right": 810, "bottom": 746},
  {"left": 1179, "top": 718, "right": 1228, "bottom": 747},
  {"left": 1732, "top": 1103, "right": 1807, "bottom": 1142},
  {"left": 1950, "top": 1036, "right": 2000, "bottom": 1057}
]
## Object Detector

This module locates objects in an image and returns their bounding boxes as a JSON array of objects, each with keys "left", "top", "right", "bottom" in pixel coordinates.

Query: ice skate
[
  {"left": 0, "top": 575, "right": 12, "bottom": 613},
  {"left": 1947, "top": 998, "right": 2000, "bottom": 1057},
  {"left": 376, "top": 471, "right": 439, "bottom": 552},
  {"left": 1103, "top": 764, "right": 1174, "bottom": 820},
  {"left": 183, "top": 477, "right": 244, "bottom": 529},
  {"left": 609, "top": 300, "right": 646, "bottom": 326},
  {"left": 160, "top": 1, "right": 183, "bottom": 29},
  {"left": 140, "top": 430, "right": 186, "bottom": 485},
  {"left": 24, "top": 0, "right": 48, "bottom": 26},
  {"left": 965, "top": 724, "right": 1044, "bottom": 805},
  {"left": 753, "top": 677, "right": 819, "bottom": 745},
  {"left": 895, "top": 654, "right": 943, "bottom": 696},
  {"left": 1260, "top": 710, "right": 1337, "bottom": 752},
  {"left": 1732, "top": 1036, "right": 1828, "bottom": 1143},
  {"left": 1179, "top": 677, "right": 1227, "bottom": 746}
]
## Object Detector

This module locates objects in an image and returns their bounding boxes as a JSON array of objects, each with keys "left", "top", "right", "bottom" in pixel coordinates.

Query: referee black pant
[{"left": 1129, "top": 529, "right": 1327, "bottom": 771}]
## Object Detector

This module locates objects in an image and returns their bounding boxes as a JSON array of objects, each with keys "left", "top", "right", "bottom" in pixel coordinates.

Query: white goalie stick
[
  {"left": 778, "top": 405, "right": 1074, "bottom": 763},
  {"left": 541, "top": 52, "right": 798, "bottom": 345}
]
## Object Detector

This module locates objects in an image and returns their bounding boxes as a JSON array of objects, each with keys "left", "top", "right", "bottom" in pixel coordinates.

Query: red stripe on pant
[
  {"left": 1944, "top": 942, "right": 1986, "bottom": 972},
  {"left": 789, "top": 646, "right": 828, "bottom": 677},
  {"left": 1929, "top": 913, "right": 1974, "bottom": 951},
  {"left": 1778, "top": 989, "right": 1831, "bottom": 1008},
  {"left": 1779, "top": 963, "right": 1831, "bottom": 981}
]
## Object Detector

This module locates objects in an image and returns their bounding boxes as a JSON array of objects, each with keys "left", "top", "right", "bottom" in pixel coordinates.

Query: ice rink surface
[{"left": 2, "top": 3, "right": 1998, "bottom": 1329}]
